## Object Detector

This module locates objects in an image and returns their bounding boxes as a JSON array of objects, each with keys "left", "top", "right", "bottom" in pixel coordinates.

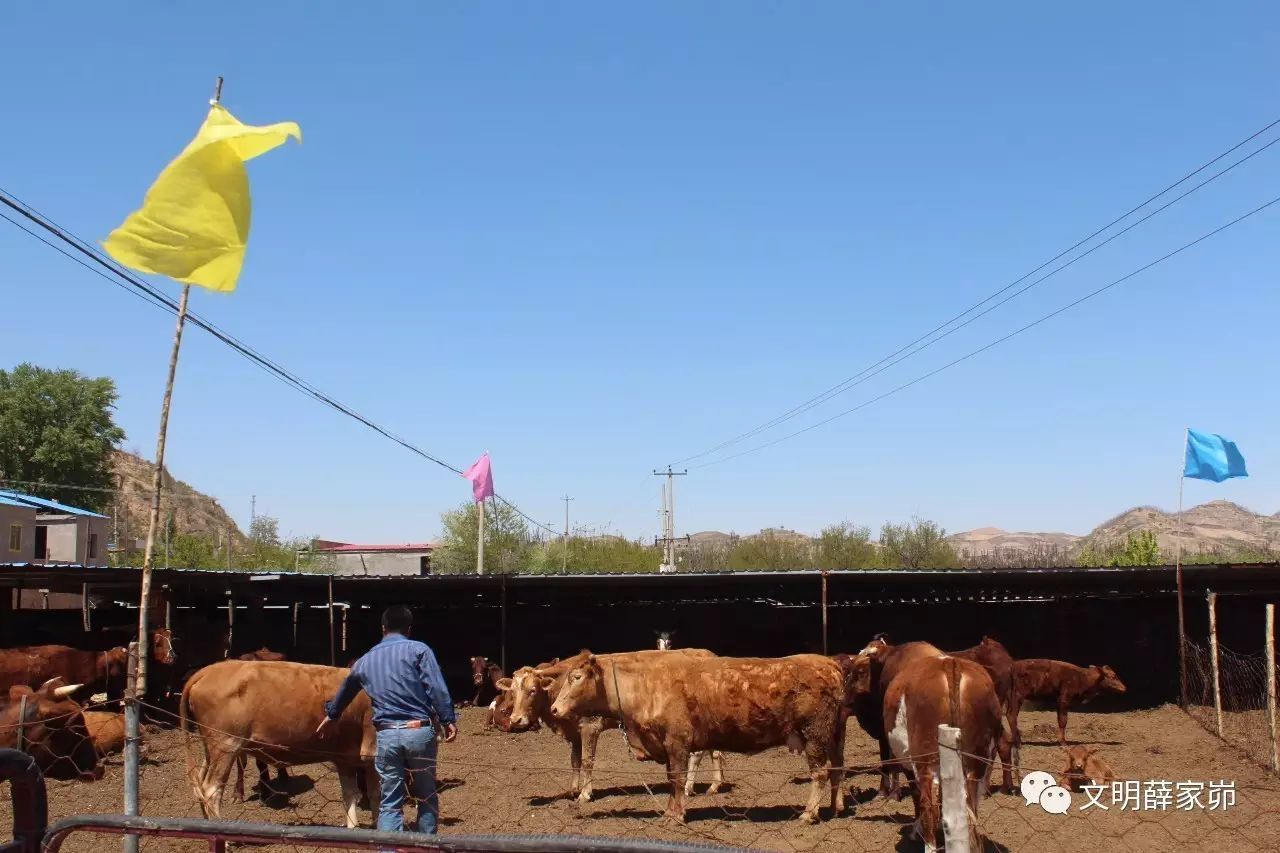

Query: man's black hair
[{"left": 382, "top": 605, "right": 413, "bottom": 635}]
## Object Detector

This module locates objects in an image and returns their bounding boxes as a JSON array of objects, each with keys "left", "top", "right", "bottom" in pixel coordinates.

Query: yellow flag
[{"left": 103, "top": 104, "right": 301, "bottom": 293}]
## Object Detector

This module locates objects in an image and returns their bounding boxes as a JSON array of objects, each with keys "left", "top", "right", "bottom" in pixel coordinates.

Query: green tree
[
  {"left": 249, "top": 515, "right": 281, "bottom": 549},
  {"left": 1080, "top": 530, "right": 1162, "bottom": 567},
  {"left": 878, "top": 518, "right": 959, "bottom": 568},
  {"left": 530, "top": 533, "right": 660, "bottom": 574},
  {"left": 815, "top": 522, "right": 880, "bottom": 568},
  {"left": 0, "top": 363, "right": 126, "bottom": 511},
  {"left": 726, "top": 532, "right": 815, "bottom": 570},
  {"left": 433, "top": 500, "right": 535, "bottom": 574}
]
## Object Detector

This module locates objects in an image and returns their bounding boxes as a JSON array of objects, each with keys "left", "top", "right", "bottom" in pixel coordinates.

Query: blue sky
[{"left": 2, "top": 3, "right": 1277, "bottom": 544}]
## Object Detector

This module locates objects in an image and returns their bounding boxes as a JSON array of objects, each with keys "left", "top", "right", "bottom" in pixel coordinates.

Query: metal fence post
[
  {"left": 123, "top": 641, "right": 140, "bottom": 853},
  {"left": 1266, "top": 603, "right": 1277, "bottom": 772},
  {"left": 938, "top": 724, "right": 971, "bottom": 853}
]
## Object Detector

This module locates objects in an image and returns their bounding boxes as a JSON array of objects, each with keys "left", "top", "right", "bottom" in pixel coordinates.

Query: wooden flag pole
[
  {"left": 135, "top": 75, "right": 222, "bottom": 696},
  {"left": 135, "top": 282, "right": 191, "bottom": 697},
  {"left": 1176, "top": 428, "right": 1188, "bottom": 707}
]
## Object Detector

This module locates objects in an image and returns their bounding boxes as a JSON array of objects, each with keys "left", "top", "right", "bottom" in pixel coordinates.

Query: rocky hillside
[
  {"left": 947, "top": 501, "right": 1280, "bottom": 561},
  {"left": 110, "top": 450, "right": 246, "bottom": 547},
  {"left": 947, "top": 526, "right": 1081, "bottom": 559},
  {"left": 1079, "top": 501, "right": 1280, "bottom": 557}
]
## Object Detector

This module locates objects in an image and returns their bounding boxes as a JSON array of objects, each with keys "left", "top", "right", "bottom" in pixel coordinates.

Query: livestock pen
[{"left": 2, "top": 562, "right": 1280, "bottom": 851}]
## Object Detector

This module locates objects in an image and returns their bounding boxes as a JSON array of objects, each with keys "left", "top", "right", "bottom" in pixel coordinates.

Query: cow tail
[
  {"left": 179, "top": 676, "right": 202, "bottom": 793},
  {"left": 946, "top": 657, "right": 962, "bottom": 730}
]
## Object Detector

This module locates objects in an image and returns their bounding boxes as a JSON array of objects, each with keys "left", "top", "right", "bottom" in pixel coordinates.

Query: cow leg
[
  {"left": 1010, "top": 697, "right": 1024, "bottom": 775},
  {"left": 684, "top": 751, "right": 703, "bottom": 796},
  {"left": 1057, "top": 697, "right": 1070, "bottom": 745},
  {"left": 707, "top": 751, "right": 724, "bottom": 795},
  {"left": 364, "top": 765, "right": 381, "bottom": 814},
  {"left": 828, "top": 734, "right": 846, "bottom": 815},
  {"left": 997, "top": 719, "right": 1015, "bottom": 794},
  {"left": 198, "top": 749, "right": 237, "bottom": 820},
  {"left": 338, "top": 768, "right": 362, "bottom": 829},
  {"left": 799, "top": 739, "right": 830, "bottom": 825},
  {"left": 578, "top": 718, "right": 602, "bottom": 802},
  {"left": 231, "top": 754, "right": 247, "bottom": 804},
  {"left": 876, "top": 736, "right": 896, "bottom": 799},
  {"left": 664, "top": 747, "right": 690, "bottom": 823},
  {"left": 568, "top": 732, "right": 584, "bottom": 800},
  {"left": 916, "top": 765, "right": 940, "bottom": 853}
]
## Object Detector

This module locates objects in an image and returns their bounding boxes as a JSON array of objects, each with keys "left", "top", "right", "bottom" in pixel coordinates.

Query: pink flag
[{"left": 462, "top": 453, "right": 494, "bottom": 503}]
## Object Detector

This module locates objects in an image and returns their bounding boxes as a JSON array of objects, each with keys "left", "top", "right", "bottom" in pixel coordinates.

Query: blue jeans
[{"left": 373, "top": 726, "right": 439, "bottom": 833}]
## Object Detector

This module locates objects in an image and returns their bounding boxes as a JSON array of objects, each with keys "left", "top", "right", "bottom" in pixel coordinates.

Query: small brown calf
[{"left": 1061, "top": 746, "right": 1115, "bottom": 791}]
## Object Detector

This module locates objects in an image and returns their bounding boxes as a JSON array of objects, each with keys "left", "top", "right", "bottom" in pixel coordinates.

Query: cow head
[
  {"left": 1093, "top": 665, "right": 1126, "bottom": 695},
  {"left": 655, "top": 630, "right": 675, "bottom": 651},
  {"left": 470, "top": 656, "right": 489, "bottom": 686},
  {"left": 497, "top": 668, "right": 556, "bottom": 731},
  {"left": 832, "top": 653, "right": 873, "bottom": 707},
  {"left": 859, "top": 634, "right": 891, "bottom": 659},
  {"left": 1062, "top": 746, "right": 1097, "bottom": 792},
  {"left": 152, "top": 628, "right": 176, "bottom": 666},
  {"left": 103, "top": 647, "right": 130, "bottom": 678},
  {"left": 549, "top": 656, "right": 607, "bottom": 720},
  {"left": 1, "top": 678, "right": 103, "bottom": 782}
]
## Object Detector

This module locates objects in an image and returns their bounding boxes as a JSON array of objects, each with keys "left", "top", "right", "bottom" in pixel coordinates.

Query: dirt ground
[{"left": 5, "top": 705, "right": 1280, "bottom": 852}]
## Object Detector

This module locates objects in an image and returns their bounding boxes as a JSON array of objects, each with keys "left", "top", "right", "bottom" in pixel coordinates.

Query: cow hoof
[
  {"left": 706, "top": 784, "right": 723, "bottom": 795},
  {"left": 799, "top": 811, "right": 820, "bottom": 825},
  {"left": 576, "top": 790, "right": 593, "bottom": 803}
]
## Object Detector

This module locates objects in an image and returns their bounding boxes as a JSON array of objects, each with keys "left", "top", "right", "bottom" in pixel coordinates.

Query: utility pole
[
  {"left": 250, "top": 494, "right": 256, "bottom": 528},
  {"left": 653, "top": 467, "right": 688, "bottom": 573},
  {"left": 561, "top": 495, "right": 574, "bottom": 572}
]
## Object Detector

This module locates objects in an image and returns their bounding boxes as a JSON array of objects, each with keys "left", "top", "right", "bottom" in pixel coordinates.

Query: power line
[
  {"left": 694, "top": 192, "right": 1280, "bottom": 468},
  {"left": 672, "top": 115, "right": 1280, "bottom": 466},
  {"left": 0, "top": 190, "right": 558, "bottom": 536}
]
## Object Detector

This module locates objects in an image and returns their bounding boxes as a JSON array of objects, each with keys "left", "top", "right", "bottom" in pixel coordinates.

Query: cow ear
[
  {"left": 539, "top": 676, "right": 556, "bottom": 691},
  {"left": 8, "top": 685, "right": 33, "bottom": 702},
  {"left": 495, "top": 678, "right": 513, "bottom": 692}
]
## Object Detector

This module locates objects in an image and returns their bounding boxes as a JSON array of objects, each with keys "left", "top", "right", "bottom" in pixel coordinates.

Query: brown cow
[
  {"left": 950, "top": 636, "right": 1017, "bottom": 791},
  {"left": 0, "top": 646, "right": 128, "bottom": 701},
  {"left": 550, "top": 653, "right": 848, "bottom": 824},
  {"left": 499, "top": 649, "right": 723, "bottom": 802},
  {"left": 856, "top": 636, "right": 946, "bottom": 798},
  {"left": 0, "top": 678, "right": 103, "bottom": 782},
  {"left": 83, "top": 710, "right": 126, "bottom": 757},
  {"left": 237, "top": 648, "right": 287, "bottom": 662},
  {"left": 181, "top": 660, "right": 378, "bottom": 828},
  {"left": 1010, "top": 659, "right": 1126, "bottom": 746},
  {"left": 883, "top": 655, "right": 1004, "bottom": 852},
  {"left": 1061, "top": 746, "right": 1116, "bottom": 792},
  {"left": 229, "top": 648, "right": 289, "bottom": 801},
  {"left": 468, "top": 656, "right": 504, "bottom": 708}
]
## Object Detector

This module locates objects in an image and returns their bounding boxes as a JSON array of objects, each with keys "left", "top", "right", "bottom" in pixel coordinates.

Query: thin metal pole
[
  {"left": 226, "top": 590, "right": 234, "bottom": 652},
  {"left": 821, "top": 570, "right": 829, "bottom": 655},
  {"left": 1266, "top": 603, "right": 1277, "bottom": 772},
  {"left": 500, "top": 573, "right": 508, "bottom": 674},
  {"left": 1208, "top": 590, "right": 1223, "bottom": 738},
  {"left": 123, "top": 641, "right": 140, "bottom": 853},
  {"left": 327, "top": 575, "right": 335, "bottom": 666},
  {"left": 476, "top": 499, "right": 485, "bottom": 575},
  {"left": 292, "top": 602, "right": 299, "bottom": 650},
  {"left": 1176, "top": 440, "right": 1188, "bottom": 707},
  {"left": 561, "top": 495, "right": 573, "bottom": 573},
  {"left": 136, "top": 283, "right": 191, "bottom": 700}
]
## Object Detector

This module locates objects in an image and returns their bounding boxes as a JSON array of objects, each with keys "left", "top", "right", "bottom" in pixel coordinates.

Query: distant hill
[
  {"left": 1079, "top": 501, "right": 1280, "bottom": 558},
  {"left": 110, "top": 450, "right": 246, "bottom": 547},
  {"left": 947, "top": 526, "right": 1081, "bottom": 559},
  {"left": 948, "top": 501, "right": 1280, "bottom": 562}
]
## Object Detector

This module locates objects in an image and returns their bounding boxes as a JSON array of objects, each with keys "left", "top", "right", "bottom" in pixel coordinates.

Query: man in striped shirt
[{"left": 317, "top": 605, "right": 457, "bottom": 834}]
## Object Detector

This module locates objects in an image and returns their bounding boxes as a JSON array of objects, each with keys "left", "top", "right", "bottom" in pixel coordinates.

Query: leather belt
[{"left": 375, "top": 719, "right": 430, "bottom": 732}]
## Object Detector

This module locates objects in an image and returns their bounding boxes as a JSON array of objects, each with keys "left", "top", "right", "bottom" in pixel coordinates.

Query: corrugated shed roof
[
  {"left": 315, "top": 542, "right": 436, "bottom": 553},
  {"left": 0, "top": 490, "right": 109, "bottom": 518},
  {"left": 0, "top": 495, "right": 36, "bottom": 508}
]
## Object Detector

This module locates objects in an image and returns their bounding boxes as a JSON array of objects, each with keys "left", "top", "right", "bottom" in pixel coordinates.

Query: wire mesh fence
[
  {"left": 5, "top": 699, "right": 1280, "bottom": 852},
  {"left": 1183, "top": 637, "right": 1279, "bottom": 774}
]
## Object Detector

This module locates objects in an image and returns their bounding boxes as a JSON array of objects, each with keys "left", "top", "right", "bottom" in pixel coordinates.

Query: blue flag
[{"left": 1184, "top": 429, "right": 1248, "bottom": 482}]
